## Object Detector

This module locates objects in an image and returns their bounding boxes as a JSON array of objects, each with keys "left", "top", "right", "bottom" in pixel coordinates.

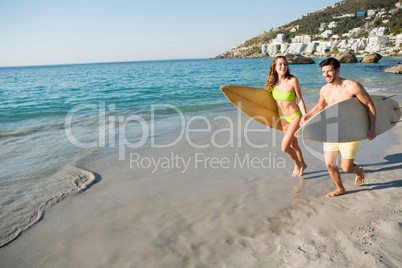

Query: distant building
[
  {"left": 319, "top": 22, "right": 328, "bottom": 32},
  {"left": 291, "top": 35, "right": 312, "bottom": 43},
  {"left": 320, "top": 30, "right": 333, "bottom": 39},
  {"left": 281, "top": 44, "right": 288, "bottom": 53},
  {"left": 272, "top": 34, "right": 286, "bottom": 44},
  {"left": 389, "top": 35, "right": 397, "bottom": 43},
  {"left": 332, "top": 1, "right": 346, "bottom": 8},
  {"left": 328, "top": 21, "right": 339, "bottom": 28},
  {"left": 334, "top": 13, "right": 355, "bottom": 19},
  {"left": 367, "top": 10, "right": 376, "bottom": 17},
  {"left": 269, "top": 44, "right": 281, "bottom": 55},
  {"left": 285, "top": 43, "right": 308, "bottom": 55},
  {"left": 366, "top": 36, "right": 389, "bottom": 52},
  {"left": 262, "top": 44, "right": 282, "bottom": 56},
  {"left": 356, "top": 11, "right": 367, "bottom": 18},
  {"left": 262, "top": 44, "right": 268, "bottom": 54},
  {"left": 304, "top": 42, "right": 319, "bottom": 54},
  {"left": 396, "top": 34, "right": 402, "bottom": 47},
  {"left": 316, "top": 42, "right": 333, "bottom": 53},
  {"left": 370, "top": 27, "right": 389, "bottom": 37}
]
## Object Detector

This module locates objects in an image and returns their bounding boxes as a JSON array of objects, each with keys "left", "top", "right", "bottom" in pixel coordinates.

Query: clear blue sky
[{"left": 0, "top": 0, "right": 337, "bottom": 67}]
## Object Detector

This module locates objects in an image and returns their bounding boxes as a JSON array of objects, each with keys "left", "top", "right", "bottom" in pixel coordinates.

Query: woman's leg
[
  {"left": 281, "top": 116, "right": 303, "bottom": 177},
  {"left": 291, "top": 138, "right": 307, "bottom": 176}
]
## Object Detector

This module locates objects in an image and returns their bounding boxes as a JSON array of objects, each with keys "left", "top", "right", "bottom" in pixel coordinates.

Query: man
[{"left": 300, "top": 58, "right": 376, "bottom": 197}]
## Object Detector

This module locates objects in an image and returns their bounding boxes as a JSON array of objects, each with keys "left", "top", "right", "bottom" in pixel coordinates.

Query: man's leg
[
  {"left": 324, "top": 150, "right": 346, "bottom": 197},
  {"left": 340, "top": 158, "right": 365, "bottom": 185}
]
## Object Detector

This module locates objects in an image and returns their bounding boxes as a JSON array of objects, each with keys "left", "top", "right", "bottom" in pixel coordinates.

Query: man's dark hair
[{"left": 319, "top": 57, "right": 340, "bottom": 70}]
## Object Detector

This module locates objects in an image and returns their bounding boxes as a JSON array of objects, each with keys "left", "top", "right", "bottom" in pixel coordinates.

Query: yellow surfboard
[{"left": 220, "top": 85, "right": 282, "bottom": 131}]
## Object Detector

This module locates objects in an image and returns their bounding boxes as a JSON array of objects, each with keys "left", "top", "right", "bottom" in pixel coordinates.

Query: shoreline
[
  {"left": 212, "top": 53, "right": 402, "bottom": 60},
  {"left": 1, "top": 93, "right": 401, "bottom": 267}
]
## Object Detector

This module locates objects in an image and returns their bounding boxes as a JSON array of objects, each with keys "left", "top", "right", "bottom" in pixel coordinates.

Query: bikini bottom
[{"left": 279, "top": 110, "right": 301, "bottom": 123}]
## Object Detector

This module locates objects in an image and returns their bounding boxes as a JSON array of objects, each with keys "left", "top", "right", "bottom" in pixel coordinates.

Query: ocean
[{"left": 1, "top": 57, "right": 401, "bottom": 247}]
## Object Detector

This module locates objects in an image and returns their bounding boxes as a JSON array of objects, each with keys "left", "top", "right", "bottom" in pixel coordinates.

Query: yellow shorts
[{"left": 323, "top": 141, "right": 360, "bottom": 159}]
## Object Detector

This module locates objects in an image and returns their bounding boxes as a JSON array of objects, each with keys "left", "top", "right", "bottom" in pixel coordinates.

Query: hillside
[{"left": 214, "top": 0, "right": 401, "bottom": 59}]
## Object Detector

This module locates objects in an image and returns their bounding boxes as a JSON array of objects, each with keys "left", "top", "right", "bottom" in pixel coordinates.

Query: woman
[{"left": 264, "top": 56, "right": 307, "bottom": 177}]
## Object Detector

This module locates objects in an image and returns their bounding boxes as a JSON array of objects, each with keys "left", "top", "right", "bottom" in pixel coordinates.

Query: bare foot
[
  {"left": 326, "top": 188, "right": 346, "bottom": 197},
  {"left": 298, "top": 163, "right": 308, "bottom": 177},
  {"left": 355, "top": 167, "right": 365, "bottom": 185},
  {"left": 292, "top": 164, "right": 301, "bottom": 177}
]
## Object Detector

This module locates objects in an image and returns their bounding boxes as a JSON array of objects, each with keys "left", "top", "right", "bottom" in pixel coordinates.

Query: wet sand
[{"left": 0, "top": 94, "right": 401, "bottom": 267}]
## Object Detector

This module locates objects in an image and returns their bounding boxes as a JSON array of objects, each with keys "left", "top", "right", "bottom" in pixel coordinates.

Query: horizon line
[{"left": 0, "top": 57, "right": 212, "bottom": 69}]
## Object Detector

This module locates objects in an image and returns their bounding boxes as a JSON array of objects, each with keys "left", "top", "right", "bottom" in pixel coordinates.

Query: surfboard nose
[{"left": 220, "top": 85, "right": 230, "bottom": 92}]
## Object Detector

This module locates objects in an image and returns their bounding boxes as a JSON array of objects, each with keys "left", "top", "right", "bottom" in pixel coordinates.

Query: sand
[{"left": 0, "top": 94, "right": 401, "bottom": 267}]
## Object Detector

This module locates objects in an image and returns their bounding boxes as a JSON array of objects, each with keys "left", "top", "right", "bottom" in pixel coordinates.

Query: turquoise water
[
  {"left": 0, "top": 57, "right": 401, "bottom": 247},
  {"left": 2, "top": 58, "right": 401, "bottom": 124}
]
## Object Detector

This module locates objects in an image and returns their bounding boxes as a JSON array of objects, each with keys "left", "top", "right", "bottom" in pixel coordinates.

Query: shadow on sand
[{"left": 302, "top": 153, "right": 402, "bottom": 189}]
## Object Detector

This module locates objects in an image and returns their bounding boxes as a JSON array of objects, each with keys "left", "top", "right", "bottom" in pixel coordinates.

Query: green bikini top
[{"left": 272, "top": 86, "right": 295, "bottom": 101}]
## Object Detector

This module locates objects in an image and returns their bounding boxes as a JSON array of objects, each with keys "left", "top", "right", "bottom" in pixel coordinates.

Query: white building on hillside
[
  {"left": 336, "top": 38, "right": 367, "bottom": 53},
  {"left": 304, "top": 42, "right": 319, "bottom": 54},
  {"left": 269, "top": 44, "right": 282, "bottom": 55},
  {"left": 291, "top": 35, "right": 312, "bottom": 43},
  {"left": 281, "top": 44, "right": 288, "bottom": 53},
  {"left": 319, "top": 22, "right": 328, "bottom": 31},
  {"left": 261, "top": 44, "right": 268, "bottom": 54},
  {"left": 262, "top": 33, "right": 288, "bottom": 55},
  {"left": 272, "top": 33, "right": 286, "bottom": 44},
  {"left": 366, "top": 36, "right": 389, "bottom": 52},
  {"left": 367, "top": 10, "right": 376, "bottom": 17},
  {"left": 316, "top": 42, "right": 333, "bottom": 53},
  {"left": 370, "top": 27, "right": 389, "bottom": 37},
  {"left": 328, "top": 21, "right": 339, "bottom": 28},
  {"left": 332, "top": 1, "right": 346, "bottom": 8},
  {"left": 262, "top": 44, "right": 282, "bottom": 55},
  {"left": 396, "top": 34, "right": 402, "bottom": 47},
  {"left": 285, "top": 43, "right": 308, "bottom": 55},
  {"left": 320, "top": 30, "right": 333, "bottom": 38}
]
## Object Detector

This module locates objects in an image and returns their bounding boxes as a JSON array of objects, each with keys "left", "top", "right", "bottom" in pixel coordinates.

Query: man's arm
[
  {"left": 353, "top": 82, "right": 376, "bottom": 140},
  {"left": 300, "top": 89, "right": 327, "bottom": 126}
]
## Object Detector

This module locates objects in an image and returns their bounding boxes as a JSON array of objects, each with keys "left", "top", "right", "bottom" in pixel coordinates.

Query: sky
[{"left": 0, "top": 0, "right": 337, "bottom": 67}]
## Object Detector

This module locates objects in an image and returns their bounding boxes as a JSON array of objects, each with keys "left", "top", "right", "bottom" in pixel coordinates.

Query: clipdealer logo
[
  {"left": 130, "top": 152, "right": 286, "bottom": 173},
  {"left": 62, "top": 102, "right": 315, "bottom": 171}
]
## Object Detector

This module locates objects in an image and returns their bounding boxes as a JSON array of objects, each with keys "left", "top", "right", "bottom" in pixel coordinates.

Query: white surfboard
[{"left": 294, "top": 95, "right": 401, "bottom": 142}]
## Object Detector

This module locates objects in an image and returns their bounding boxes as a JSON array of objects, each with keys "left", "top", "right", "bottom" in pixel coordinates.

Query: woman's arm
[{"left": 292, "top": 77, "right": 307, "bottom": 115}]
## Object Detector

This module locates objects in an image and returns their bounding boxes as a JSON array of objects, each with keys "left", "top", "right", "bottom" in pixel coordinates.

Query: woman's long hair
[{"left": 264, "top": 56, "right": 293, "bottom": 91}]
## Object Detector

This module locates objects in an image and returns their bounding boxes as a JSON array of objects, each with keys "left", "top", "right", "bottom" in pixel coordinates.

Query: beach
[
  {"left": 0, "top": 59, "right": 401, "bottom": 267},
  {"left": 1, "top": 93, "right": 401, "bottom": 267}
]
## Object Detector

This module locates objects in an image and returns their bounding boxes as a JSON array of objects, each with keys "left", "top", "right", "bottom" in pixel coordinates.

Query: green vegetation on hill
[
  {"left": 385, "top": 9, "right": 402, "bottom": 35},
  {"left": 241, "top": 0, "right": 400, "bottom": 49}
]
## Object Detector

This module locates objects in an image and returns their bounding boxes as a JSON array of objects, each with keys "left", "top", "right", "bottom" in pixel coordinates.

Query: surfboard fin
[
  {"left": 394, "top": 107, "right": 402, "bottom": 110},
  {"left": 382, "top": 95, "right": 397, "bottom": 100},
  {"left": 391, "top": 120, "right": 401, "bottom": 124}
]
